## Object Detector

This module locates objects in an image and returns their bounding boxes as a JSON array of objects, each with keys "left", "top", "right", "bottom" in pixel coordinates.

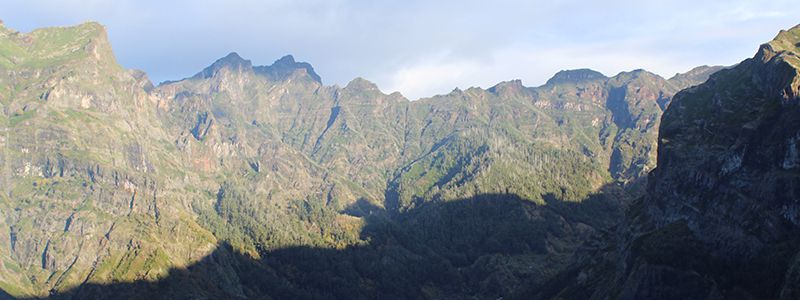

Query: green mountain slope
[{"left": 0, "top": 21, "right": 720, "bottom": 298}]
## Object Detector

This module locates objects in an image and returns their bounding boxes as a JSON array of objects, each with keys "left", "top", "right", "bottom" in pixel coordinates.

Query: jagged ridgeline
[{"left": 0, "top": 21, "right": 719, "bottom": 298}]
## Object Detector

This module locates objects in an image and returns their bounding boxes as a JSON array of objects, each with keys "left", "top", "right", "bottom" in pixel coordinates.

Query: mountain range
[{"left": 0, "top": 20, "right": 797, "bottom": 299}]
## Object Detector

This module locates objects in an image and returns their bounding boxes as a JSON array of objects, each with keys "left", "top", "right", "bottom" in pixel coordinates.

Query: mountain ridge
[
  {"left": 0, "top": 20, "right": 728, "bottom": 298},
  {"left": 172, "top": 49, "right": 722, "bottom": 102}
]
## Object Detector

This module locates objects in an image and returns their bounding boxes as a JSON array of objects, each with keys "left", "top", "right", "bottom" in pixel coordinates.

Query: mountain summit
[
  {"left": 254, "top": 54, "right": 322, "bottom": 83},
  {"left": 545, "top": 68, "right": 607, "bottom": 85},
  {"left": 193, "top": 52, "right": 253, "bottom": 79}
]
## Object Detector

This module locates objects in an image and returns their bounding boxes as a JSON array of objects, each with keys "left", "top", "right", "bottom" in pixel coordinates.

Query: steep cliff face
[
  {"left": 540, "top": 24, "right": 800, "bottom": 300},
  {"left": 0, "top": 22, "right": 216, "bottom": 296},
  {"left": 632, "top": 24, "right": 800, "bottom": 300}
]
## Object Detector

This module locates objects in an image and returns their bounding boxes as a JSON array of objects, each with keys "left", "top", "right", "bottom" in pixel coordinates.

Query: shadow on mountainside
[{"left": 9, "top": 186, "right": 629, "bottom": 300}]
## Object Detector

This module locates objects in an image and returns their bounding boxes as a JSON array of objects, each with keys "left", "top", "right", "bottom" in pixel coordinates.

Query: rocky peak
[
  {"left": 344, "top": 77, "right": 380, "bottom": 92},
  {"left": 193, "top": 52, "right": 253, "bottom": 79},
  {"left": 488, "top": 79, "right": 531, "bottom": 99},
  {"left": 0, "top": 21, "right": 118, "bottom": 68},
  {"left": 254, "top": 54, "right": 322, "bottom": 83},
  {"left": 609, "top": 69, "right": 661, "bottom": 83},
  {"left": 545, "top": 68, "right": 606, "bottom": 85},
  {"left": 762, "top": 24, "right": 800, "bottom": 57},
  {"left": 755, "top": 26, "right": 800, "bottom": 101},
  {"left": 67, "top": 22, "right": 116, "bottom": 62},
  {"left": 489, "top": 79, "right": 523, "bottom": 91}
]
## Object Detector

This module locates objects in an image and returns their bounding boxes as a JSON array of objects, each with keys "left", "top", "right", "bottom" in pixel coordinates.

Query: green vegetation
[
  {"left": 0, "top": 20, "right": 725, "bottom": 299},
  {"left": 0, "top": 22, "right": 113, "bottom": 69}
]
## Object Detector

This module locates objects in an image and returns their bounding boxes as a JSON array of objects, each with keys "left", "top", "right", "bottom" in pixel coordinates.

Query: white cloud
[
  {"left": 383, "top": 52, "right": 482, "bottom": 99},
  {"left": 381, "top": 40, "right": 733, "bottom": 100}
]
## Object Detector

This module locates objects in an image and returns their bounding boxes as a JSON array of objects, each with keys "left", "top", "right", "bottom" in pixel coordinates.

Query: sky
[{"left": 1, "top": 0, "right": 799, "bottom": 99}]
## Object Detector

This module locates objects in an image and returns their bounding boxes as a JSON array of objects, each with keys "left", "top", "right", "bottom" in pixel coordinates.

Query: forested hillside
[{"left": 0, "top": 21, "right": 719, "bottom": 298}]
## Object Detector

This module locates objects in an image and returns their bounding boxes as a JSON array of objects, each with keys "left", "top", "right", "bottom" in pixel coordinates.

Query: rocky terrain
[
  {"left": 0, "top": 21, "right": 723, "bottom": 299},
  {"left": 534, "top": 24, "right": 800, "bottom": 300}
]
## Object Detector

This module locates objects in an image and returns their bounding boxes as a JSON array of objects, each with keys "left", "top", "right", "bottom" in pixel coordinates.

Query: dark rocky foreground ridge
[
  {"left": 0, "top": 18, "right": 791, "bottom": 299},
  {"left": 531, "top": 24, "right": 800, "bottom": 299}
]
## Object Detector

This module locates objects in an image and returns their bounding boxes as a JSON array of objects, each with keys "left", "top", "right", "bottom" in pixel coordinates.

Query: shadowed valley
[{"left": 11, "top": 191, "right": 624, "bottom": 299}]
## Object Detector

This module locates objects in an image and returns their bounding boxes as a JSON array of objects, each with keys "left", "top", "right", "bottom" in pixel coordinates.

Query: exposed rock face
[
  {"left": 0, "top": 22, "right": 215, "bottom": 297},
  {"left": 545, "top": 69, "right": 608, "bottom": 85},
  {"left": 192, "top": 52, "right": 253, "bottom": 80},
  {"left": 254, "top": 54, "right": 322, "bottom": 83},
  {"left": 538, "top": 24, "right": 800, "bottom": 300},
  {"left": 0, "top": 21, "right": 723, "bottom": 298}
]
